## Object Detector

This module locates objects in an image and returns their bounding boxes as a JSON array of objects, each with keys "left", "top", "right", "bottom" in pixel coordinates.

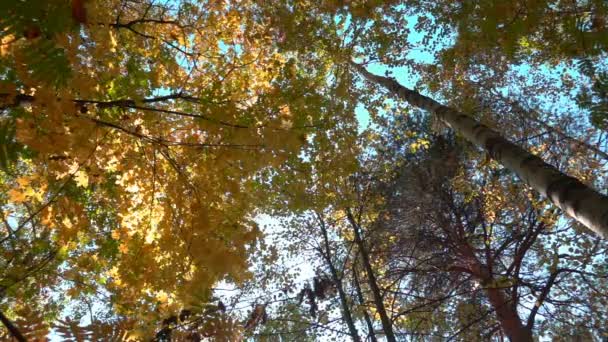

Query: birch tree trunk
[{"left": 352, "top": 62, "right": 608, "bottom": 238}]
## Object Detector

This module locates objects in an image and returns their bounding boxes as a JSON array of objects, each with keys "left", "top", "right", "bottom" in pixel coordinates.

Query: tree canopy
[{"left": 0, "top": 0, "right": 607, "bottom": 340}]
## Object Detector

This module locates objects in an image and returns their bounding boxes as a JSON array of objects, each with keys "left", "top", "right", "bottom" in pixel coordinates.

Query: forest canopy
[{"left": 0, "top": 0, "right": 607, "bottom": 341}]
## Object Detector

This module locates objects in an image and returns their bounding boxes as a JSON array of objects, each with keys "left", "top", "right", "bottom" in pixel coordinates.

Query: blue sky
[
  {"left": 41, "top": 5, "right": 608, "bottom": 340},
  {"left": 355, "top": 13, "right": 439, "bottom": 131}
]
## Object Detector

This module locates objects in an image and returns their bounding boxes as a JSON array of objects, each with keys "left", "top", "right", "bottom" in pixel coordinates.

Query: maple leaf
[
  {"left": 74, "top": 170, "right": 89, "bottom": 188},
  {"left": 8, "top": 188, "right": 27, "bottom": 203}
]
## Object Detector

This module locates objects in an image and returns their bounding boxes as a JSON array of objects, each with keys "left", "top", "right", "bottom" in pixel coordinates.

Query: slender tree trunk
[
  {"left": 0, "top": 310, "right": 26, "bottom": 342},
  {"left": 353, "top": 261, "right": 378, "bottom": 342},
  {"left": 346, "top": 208, "right": 397, "bottom": 342},
  {"left": 317, "top": 214, "right": 361, "bottom": 342},
  {"left": 352, "top": 62, "right": 608, "bottom": 238}
]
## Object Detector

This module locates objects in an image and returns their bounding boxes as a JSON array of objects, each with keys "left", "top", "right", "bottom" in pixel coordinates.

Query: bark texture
[{"left": 352, "top": 62, "right": 608, "bottom": 238}]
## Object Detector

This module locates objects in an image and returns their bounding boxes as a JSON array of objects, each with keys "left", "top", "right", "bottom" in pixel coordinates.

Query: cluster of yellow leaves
[
  {"left": 409, "top": 137, "right": 431, "bottom": 153},
  {"left": 451, "top": 166, "right": 477, "bottom": 203},
  {"left": 0, "top": 0, "right": 353, "bottom": 335},
  {"left": 481, "top": 182, "right": 506, "bottom": 224},
  {"left": 7, "top": 175, "right": 47, "bottom": 203}
]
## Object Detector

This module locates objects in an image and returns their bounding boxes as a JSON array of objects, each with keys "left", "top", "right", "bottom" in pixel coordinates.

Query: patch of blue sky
[
  {"left": 48, "top": 5, "right": 606, "bottom": 339},
  {"left": 218, "top": 39, "right": 243, "bottom": 56},
  {"left": 238, "top": 11, "right": 453, "bottom": 331},
  {"left": 354, "top": 12, "right": 453, "bottom": 132}
]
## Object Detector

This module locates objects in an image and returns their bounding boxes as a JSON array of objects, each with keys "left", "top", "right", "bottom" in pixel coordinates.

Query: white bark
[{"left": 353, "top": 62, "right": 608, "bottom": 238}]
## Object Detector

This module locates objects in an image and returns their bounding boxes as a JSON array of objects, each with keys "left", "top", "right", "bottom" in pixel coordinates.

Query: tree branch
[{"left": 0, "top": 310, "right": 26, "bottom": 342}]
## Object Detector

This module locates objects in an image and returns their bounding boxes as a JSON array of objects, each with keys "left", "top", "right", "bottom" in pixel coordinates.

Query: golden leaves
[
  {"left": 109, "top": 30, "right": 118, "bottom": 52},
  {"left": 7, "top": 188, "right": 27, "bottom": 203},
  {"left": 8, "top": 176, "right": 47, "bottom": 203},
  {"left": 0, "top": 0, "right": 351, "bottom": 335},
  {"left": 409, "top": 137, "right": 430, "bottom": 153},
  {"left": 74, "top": 170, "right": 89, "bottom": 188},
  {"left": 0, "top": 34, "right": 16, "bottom": 57}
]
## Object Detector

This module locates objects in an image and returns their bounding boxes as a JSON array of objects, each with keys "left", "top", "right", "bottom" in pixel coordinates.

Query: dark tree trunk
[
  {"left": 353, "top": 262, "right": 378, "bottom": 342},
  {"left": 457, "top": 240, "right": 533, "bottom": 342},
  {"left": 347, "top": 209, "right": 397, "bottom": 342},
  {"left": 0, "top": 310, "right": 27, "bottom": 342},
  {"left": 317, "top": 214, "right": 361, "bottom": 342}
]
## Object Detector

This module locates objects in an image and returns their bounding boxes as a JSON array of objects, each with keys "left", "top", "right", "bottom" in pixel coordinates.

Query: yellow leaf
[
  {"left": 125, "top": 183, "right": 140, "bottom": 193},
  {"left": 62, "top": 217, "right": 74, "bottom": 229},
  {"left": 156, "top": 290, "right": 169, "bottom": 304},
  {"left": 74, "top": 170, "right": 89, "bottom": 188},
  {"left": 8, "top": 189, "right": 27, "bottom": 203},
  {"left": 118, "top": 242, "right": 129, "bottom": 254},
  {"left": 16, "top": 177, "right": 31, "bottom": 188},
  {"left": 109, "top": 30, "right": 118, "bottom": 52}
]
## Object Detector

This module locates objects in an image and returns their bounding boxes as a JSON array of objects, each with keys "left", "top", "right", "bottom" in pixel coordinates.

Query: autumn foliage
[{"left": 0, "top": 0, "right": 607, "bottom": 340}]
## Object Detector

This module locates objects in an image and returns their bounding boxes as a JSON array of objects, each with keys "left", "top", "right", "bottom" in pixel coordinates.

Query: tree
[
  {"left": 359, "top": 108, "right": 608, "bottom": 340},
  {"left": 352, "top": 63, "right": 608, "bottom": 238},
  {"left": 0, "top": 0, "right": 356, "bottom": 336},
  {"left": 1, "top": 0, "right": 607, "bottom": 339},
  {"left": 314, "top": 212, "right": 361, "bottom": 341},
  {"left": 351, "top": 260, "right": 378, "bottom": 342},
  {"left": 346, "top": 207, "right": 397, "bottom": 342}
]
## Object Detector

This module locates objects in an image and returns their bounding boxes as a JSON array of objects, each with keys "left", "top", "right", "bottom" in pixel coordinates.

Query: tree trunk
[
  {"left": 0, "top": 310, "right": 26, "bottom": 342},
  {"left": 483, "top": 287, "right": 533, "bottom": 342},
  {"left": 317, "top": 214, "right": 361, "bottom": 342},
  {"left": 476, "top": 82, "right": 608, "bottom": 162},
  {"left": 352, "top": 62, "right": 608, "bottom": 238},
  {"left": 346, "top": 208, "right": 397, "bottom": 342},
  {"left": 353, "top": 261, "right": 378, "bottom": 342},
  {"left": 457, "top": 241, "right": 533, "bottom": 342}
]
